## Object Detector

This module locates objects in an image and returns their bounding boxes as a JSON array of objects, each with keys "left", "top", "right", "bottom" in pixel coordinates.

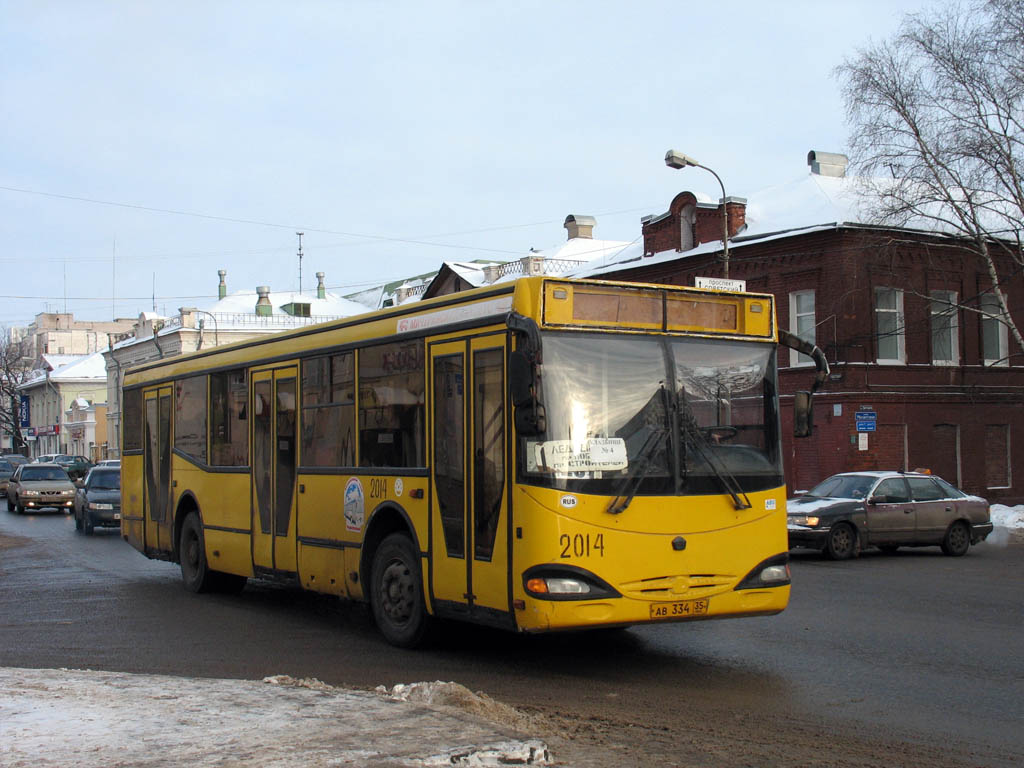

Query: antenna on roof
[{"left": 297, "top": 231, "right": 305, "bottom": 295}]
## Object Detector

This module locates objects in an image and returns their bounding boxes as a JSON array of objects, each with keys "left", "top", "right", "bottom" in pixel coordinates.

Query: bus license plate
[{"left": 650, "top": 598, "right": 709, "bottom": 619}]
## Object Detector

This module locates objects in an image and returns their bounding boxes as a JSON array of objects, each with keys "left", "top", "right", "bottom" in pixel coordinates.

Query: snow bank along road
[{"left": 0, "top": 668, "right": 553, "bottom": 767}]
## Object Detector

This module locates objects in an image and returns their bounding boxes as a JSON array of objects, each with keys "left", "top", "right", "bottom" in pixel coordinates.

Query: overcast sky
[{"left": 1, "top": 0, "right": 930, "bottom": 327}]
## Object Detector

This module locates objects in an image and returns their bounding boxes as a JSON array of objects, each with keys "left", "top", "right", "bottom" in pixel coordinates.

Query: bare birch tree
[
  {"left": 837, "top": 0, "right": 1024, "bottom": 356},
  {"left": 0, "top": 329, "right": 31, "bottom": 454}
]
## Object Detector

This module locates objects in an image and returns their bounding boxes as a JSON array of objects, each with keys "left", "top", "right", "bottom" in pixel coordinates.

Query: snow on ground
[
  {"left": 0, "top": 669, "right": 551, "bottom": 767},
  {"left": 990, "top": 504, "right": 1024, "bottom": 530}
]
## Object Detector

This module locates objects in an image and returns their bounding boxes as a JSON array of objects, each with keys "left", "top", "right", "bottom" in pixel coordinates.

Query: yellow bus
[{"left": 120, "top": 277, "right": 826, "bottom": 646}]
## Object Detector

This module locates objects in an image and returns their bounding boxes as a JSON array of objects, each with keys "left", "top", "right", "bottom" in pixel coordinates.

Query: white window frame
[
  {"left": 980, "top": 294, "right": 1009, "bottom": 367},
  {"left": 789, "top": 290, "right": 816, "bottom": 367},
  {"left": 930, "top": 290, "right": 959, "bottom": 366},
  {"left": 874, "top": 287, "right": 905, "bottom": 364}
]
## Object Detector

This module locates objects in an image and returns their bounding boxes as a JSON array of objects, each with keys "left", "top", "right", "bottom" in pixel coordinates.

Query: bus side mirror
[
  {"left": 514, "top": 402, "right": 546, "bottom": 435},
  {"left": 793, "top": 390, "right": 814, "bottom": 438},
  {"left": 509, "top": 351, "right": 533, "bottom": 407}
]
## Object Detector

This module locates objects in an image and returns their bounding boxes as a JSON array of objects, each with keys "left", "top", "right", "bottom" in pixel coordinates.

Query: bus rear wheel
[
  {"left": 179, "top": 512, "right": 216, "bottom": 593},
  {"left": 370, "top": 533, "right": 429, "bottom": 648}
]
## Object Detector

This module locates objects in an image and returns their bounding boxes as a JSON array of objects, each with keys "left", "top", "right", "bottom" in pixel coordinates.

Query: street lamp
[{"left": 664, "top": 150, "right": 731, "bottom": 279}]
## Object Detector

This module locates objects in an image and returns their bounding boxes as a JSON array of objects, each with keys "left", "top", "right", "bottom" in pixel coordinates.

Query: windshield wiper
[
  {"left": 606, "top": 425, "right": 667, "bottom": 515},
  {"left": 678, "top": 406, "right": 752, "bottom": 511}
]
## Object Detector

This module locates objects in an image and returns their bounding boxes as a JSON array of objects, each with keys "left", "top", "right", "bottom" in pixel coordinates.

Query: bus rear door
[{"left": 142, "top": 386, "right": 173, "bottom": 555}]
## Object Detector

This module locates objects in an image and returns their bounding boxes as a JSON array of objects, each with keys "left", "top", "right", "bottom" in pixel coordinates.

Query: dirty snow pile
[
  {"left": 990, "top": 504, "right": 1024, "bottom": 530},
  {"left": 0, "top": 668, "right": 551, "bottom": 767}
]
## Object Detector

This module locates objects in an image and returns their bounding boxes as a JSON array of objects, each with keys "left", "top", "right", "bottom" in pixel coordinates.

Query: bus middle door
[
  {"left": 429, "top": 335, "right": 509, "bottom": 624},
  {"left": 251, "top": 365, "right": 299, "bottom": 576}
]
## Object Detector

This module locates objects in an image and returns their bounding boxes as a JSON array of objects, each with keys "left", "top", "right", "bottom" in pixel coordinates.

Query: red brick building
[{"left": 583, "top": 152, "right": 1024, "bottom": 503}]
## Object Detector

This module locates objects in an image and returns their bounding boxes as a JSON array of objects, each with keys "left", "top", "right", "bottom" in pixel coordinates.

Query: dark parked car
[
  {"left": 6, "top": 463, "right": 76, "bottom": 514},
  {"left": 787, "top": 471, "right": 993, "bottom": 560},
  {"left": 0, "top": 459, "right": 14, "bottom": 497},
  {"left": 73, "top": 467, "right": 121, "bottom": 535},
  {"left": 2, "top": 453, "right": 29, "bottom": 467},
  {"left": 53, "top": 454, "right": 94, "bottom": 481}
]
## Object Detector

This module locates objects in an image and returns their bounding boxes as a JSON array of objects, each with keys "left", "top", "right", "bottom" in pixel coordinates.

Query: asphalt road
[{"left": 1, "top": 508, "right": 1022, "bottom": 767}]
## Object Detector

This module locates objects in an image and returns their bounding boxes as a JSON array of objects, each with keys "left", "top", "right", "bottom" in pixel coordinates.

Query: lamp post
[{"left": 664, "top": 150, "right": 731, "bottom": 279}]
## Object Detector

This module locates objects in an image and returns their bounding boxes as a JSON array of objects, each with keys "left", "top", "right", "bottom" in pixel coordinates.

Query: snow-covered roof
[
  {"left": 40, "top": 353, "right": 86, "bottom": 371},
  {"left": 573, "top": 171, "right": 921, "bottom": 278},
  {"left": 20, "top": 351, "right": 109, "bottom": 388},
  {"left": 206, "top": 288, "right": 368, "bottom": 322}
]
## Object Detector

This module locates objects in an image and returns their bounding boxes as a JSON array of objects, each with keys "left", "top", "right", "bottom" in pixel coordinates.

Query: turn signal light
[{"left": 526, "top": 578, "right": 549, "bottom": 594}]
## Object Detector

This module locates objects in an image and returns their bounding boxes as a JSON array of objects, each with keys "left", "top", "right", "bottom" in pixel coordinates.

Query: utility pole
[{"left": 297, "top": 231, "right": 304, "bottom": 295}]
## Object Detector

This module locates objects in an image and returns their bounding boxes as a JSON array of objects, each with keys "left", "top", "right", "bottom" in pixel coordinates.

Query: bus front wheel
[{"left": 370, "top": 533, "right": 429, "bottom": 648}]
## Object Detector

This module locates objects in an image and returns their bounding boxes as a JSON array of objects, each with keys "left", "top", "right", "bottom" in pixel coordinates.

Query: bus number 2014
[
  {"left": 369, "top": 478, "right": 387, "bottom": 499},
  {"left": 560, "top": 533, "right": 604, "bottom": 558}
]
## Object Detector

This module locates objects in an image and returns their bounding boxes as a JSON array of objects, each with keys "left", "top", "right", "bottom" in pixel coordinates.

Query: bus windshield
[{"left": 521, "top": 333, "right": 782, "bottom": 496}]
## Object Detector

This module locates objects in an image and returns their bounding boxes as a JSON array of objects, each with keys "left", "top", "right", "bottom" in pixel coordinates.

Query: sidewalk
[{"left": 0, "top": 668, "right": 554, "bottom": 767}]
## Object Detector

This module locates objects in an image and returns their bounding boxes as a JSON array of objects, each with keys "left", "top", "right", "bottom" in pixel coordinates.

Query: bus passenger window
[
  {"left": 210, "top": 369, "right": 248, "bottom": 466},
  {"left": 358, "top": 341, "right": 425, "bottom": 468},
  {"left": 301, "top": 353, "right": 355, "bottom": 467}
]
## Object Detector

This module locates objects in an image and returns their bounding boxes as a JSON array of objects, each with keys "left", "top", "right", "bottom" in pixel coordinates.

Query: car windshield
[
  {"left": 520, "top": 332, "right": 782, "bottom": 496},
  {"left": 807, "top": 474, "right": 877, "bottom": 500},
  {"left": 88, "top": 471, "right": 120, "bottom": 490},
  {"left": 22, "top": 467, "right": 70, "bottom": 481}
]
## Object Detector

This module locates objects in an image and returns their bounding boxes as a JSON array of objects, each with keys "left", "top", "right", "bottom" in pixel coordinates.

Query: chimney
[
  {"left": 218, "top": 270, "right": 227, "bottom": 300},
  {"left": 564, "top": 214, "right": 596, "bottom": 240},
  {"left": 255, "top": 286, "right": 273, "bottom": 317},
  {"left": 316, "top": 272, "right": 326, "bottom": 300},
  {"left": 807, "top": 150, "right": 849, "bottom": 178}
]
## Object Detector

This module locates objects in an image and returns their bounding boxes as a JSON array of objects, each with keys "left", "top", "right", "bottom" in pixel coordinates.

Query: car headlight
[
  {"left": 22, "top": 489, "right": 40, "bottom": 496},
  {"left": 788, "top": 515, "right": 820, "bottom": 526},
  {"left": 61, "top": 490, "right": 74, "bottom": 496},
  {"left": 89, "top": 502, "right": 114, "bottom": 510}
]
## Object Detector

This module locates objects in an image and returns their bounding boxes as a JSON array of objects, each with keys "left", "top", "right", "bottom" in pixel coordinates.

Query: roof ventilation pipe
[
  {"left": 807, "top": 151, "right": 849, "bottom": 177},
  {"left": 255, "top": 286, "right": 273, "bottom": 317}
]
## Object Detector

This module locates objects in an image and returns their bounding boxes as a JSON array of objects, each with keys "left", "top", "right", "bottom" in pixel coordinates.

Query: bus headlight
[
  {"left": 522, "top": 565, "right": 621, "bottom": 601},
  {"left": 735, "top": 553, "right": 791, "bottom": 590}
]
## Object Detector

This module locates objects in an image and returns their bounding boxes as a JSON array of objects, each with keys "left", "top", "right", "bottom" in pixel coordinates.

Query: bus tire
[
  {"left": 370, "top": 533, "right": 429, "bottom": 648},
  {"left": 179, "top": 512, "right": 216, "bottom": 593}
]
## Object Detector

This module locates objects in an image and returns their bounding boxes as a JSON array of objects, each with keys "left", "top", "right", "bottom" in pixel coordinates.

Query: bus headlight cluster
[
  {"left": 735, "top": 553, "right": 791, "bottom": 590},
  {"left": 522, "top": 565, "right": 620, "bottom": 601},
  {"left": 526, "top": 577, "right": 591, "bottom": 595}
]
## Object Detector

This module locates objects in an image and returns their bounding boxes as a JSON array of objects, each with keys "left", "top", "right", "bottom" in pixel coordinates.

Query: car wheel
[
  {"left": 179, "top": 512, "right": 216, "bottom": 593},
  {"left": 370, "top": 533, "right": 430, "bottom": 648},
  {"left": 941, "top": 520, "right": 971, "bottom": 557},
  {"left": 15, "top": 501, "right": 24, "bottom": 515},
  {"left": 877, "top": 544, "right": 900, "bottom": 554},
  {"left": 825, "top": 522, "right": 858, "bottom": 560},
  {"left": 83, "top": 513, "right": 94, "bottom": 536}
]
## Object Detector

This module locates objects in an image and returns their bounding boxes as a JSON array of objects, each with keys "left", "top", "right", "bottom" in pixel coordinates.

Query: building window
[
  {"left": 874, "top": 287, "right": 905, "bottom": 364},
  {"left": 789, "top": 290, "right": 815, "bottom": 366},
  {"left": 930, "top": 290, "right": 959, "bottom": 365},
  {"left": 985, "top": 424, "right": 1010, "bottom": 489},
  {"left": 980, "top": 293, "right": 1009, "bottom": 366}
]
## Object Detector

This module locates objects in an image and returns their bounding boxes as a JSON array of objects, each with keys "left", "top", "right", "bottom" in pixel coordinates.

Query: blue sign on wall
[
  {"left": 19, "top": 395, "right": 30, "bottom": 428},
  {"left": 855, "top": 411, "right": 877, "bottom": 421},
  {"left": 856, "top": 421, "right": 877, "bottom": 432}
]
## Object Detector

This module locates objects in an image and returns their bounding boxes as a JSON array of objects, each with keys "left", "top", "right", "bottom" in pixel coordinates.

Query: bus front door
[
  {"left": 142, "top": 387, "right": 173, "bottom": 555},
  {"left": 251, "top": 366, "right": 299, "bottom": 575},
  {"left": 429, "top": 336, "right": 510, "bottom": 624}
]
